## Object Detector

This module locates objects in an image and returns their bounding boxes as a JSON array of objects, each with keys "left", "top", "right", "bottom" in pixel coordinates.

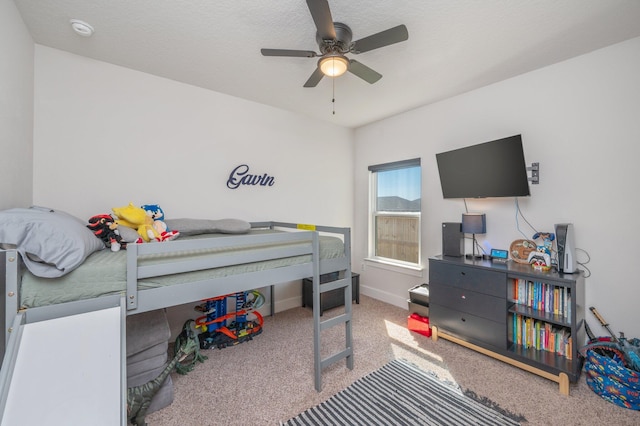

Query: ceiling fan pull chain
[{"left": 332, "top": 77, "right": 336, "bottom": 115}]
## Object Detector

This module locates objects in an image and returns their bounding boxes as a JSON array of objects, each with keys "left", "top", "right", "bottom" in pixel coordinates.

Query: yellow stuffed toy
[{"left": 112, "top": 203, "right": 161, "bottom": 243}]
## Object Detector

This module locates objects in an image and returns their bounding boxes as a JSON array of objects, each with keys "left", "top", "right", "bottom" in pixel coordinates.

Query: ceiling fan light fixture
[{"left": 319, "top": 55, "right": 349, "bottom": 77}]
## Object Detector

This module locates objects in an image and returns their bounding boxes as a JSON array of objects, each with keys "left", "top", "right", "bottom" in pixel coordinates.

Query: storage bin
[
  {"left": 407, "top": 313, "right": 431, "bottom": 337},
  {"left": 408, "top": 283, "right": 430, "bottom": 316},
  {"left": 409, "top": 283, "right": 430, "bottom": 305},
  {"left": 407, "top": 299, "right": 429, "bottom": 317},
  {"left": 302, "top": 272, "right": 359, "bottom": 315}
]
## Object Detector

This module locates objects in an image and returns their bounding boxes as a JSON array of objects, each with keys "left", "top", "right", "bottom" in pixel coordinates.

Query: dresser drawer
[
  {"left": 430, "top": 285, "right": 505, "bottom": 323},
  {"left": 431, "top": 304, "right": 506, "bottom": 350},
  {"left": 430, "top": 261, "right": 505, "bottom": 297}
]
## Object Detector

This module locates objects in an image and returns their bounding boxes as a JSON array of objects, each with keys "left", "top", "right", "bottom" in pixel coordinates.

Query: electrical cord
[
  {"left": 515, "top": 198, "right": 592, "bottom": 277},
  {"left": 514, "top": 197, "right": 560, "bottom": 261},
  {"left": 576, "top": 247, "right": 592, "bottom": 278},
  {"left": 514, "top": 198, "right": 539, "bottom": 239},
  {"left": 474, "top": 238, "right": 487, "bottom": 255}
]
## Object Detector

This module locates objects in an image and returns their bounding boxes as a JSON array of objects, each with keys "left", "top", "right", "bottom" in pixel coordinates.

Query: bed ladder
[{"left": 311, "top": 231, "right": 354, "bottom": 392}]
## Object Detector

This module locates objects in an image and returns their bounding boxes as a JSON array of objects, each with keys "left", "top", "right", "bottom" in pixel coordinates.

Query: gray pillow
[
  {"left": 0, "top": 206, "right": 104, "bottom": 278},
  {"left": 164, "top": 218, "right": 251, "bottom": 236}
]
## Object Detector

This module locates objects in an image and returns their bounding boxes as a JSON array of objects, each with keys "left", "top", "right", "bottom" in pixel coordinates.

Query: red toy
[{"left": 408, "top": 313, "right": 431, "bottom": 337}]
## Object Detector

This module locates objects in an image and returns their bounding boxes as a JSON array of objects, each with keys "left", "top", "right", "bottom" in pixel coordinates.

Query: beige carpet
[{"left": 147, "top": 295, "right": 640, "bottom": 425}]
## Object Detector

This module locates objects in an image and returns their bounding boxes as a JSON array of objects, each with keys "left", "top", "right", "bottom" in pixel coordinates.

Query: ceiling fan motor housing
[{"left": 317, "top": 22, "right": 353, "bottom": 54}]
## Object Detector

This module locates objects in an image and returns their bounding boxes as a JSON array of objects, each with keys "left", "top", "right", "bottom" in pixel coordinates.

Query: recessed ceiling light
[{"left": 70, "top": 19, "right": 94, "bottom": 37}]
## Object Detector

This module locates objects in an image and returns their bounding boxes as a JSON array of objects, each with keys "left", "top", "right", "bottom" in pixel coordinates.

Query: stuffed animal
[
  {"left": 532, "top": 232, "right": 554, "bottom": 257},
  {"left": 112, "top": 203, "right": 161, "bottom": 243},
  {"left": 141, "top": 204, "right": 179, "bottom": 242},
  {"left": 112, "top": 203, "right": 180, "bottom": 243},
  {"left": 527, "top": 232, "right": 555, "bottom": 271},
  {"left": 87, "top": 214, "right": 125, "bottom": 251}
]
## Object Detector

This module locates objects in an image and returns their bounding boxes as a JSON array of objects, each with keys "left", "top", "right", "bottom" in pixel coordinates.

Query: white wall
[
  {"left": 33, "top": 46, "right": 353, "bottom": 225},
  {"left": 0, "top": 0, "right": 34, "bottom": 209},
  {"left": 32, "top": 46, "right": 354, "bottom": 316},
  {"left": 19, "top": 27, "right": 640, "bottom": 338},
  {"left": 354, "top": 36, "right": 640, "bottom": 338}
]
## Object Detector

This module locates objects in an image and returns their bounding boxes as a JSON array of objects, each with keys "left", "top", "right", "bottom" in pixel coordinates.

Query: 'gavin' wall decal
[{"left": 227, "top": 164, "right": 275, "bottom": 189}]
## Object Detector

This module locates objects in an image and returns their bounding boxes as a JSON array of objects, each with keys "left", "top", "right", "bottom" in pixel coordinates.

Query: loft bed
[{"left": 0, "top": 209, "right": 354, "bottom": 412}]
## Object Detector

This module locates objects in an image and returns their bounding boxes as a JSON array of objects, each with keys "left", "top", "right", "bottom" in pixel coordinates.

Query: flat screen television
[{"left": 436, "top": 134, "right": 530, "bottom": 198}]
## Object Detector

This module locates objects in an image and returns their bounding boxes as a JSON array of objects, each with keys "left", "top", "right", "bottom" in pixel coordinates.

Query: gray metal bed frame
[{"left": 1, "top": 221, "right": 353, "bottom": 402}]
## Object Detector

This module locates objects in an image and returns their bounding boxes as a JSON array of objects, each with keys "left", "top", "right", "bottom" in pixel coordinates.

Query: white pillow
[{"left": 0, "top": 207, "right": 104, "bottom": 278}]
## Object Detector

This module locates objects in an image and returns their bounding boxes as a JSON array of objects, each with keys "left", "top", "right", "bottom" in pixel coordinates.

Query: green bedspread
[{"left": 19, "top": 231, "right": 345, "bottom": 308}]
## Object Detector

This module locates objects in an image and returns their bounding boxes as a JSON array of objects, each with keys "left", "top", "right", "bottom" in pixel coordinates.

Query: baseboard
[
  {"left": 274, "top": 295, "right": 303, "bottom": 314},
  {"left": 360, "top": 285, "right": 408, "bottom": 310}
]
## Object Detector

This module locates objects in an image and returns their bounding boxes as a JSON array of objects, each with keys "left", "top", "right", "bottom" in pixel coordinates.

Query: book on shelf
[
  {"left": 510, "top": 313, "right": 572, "bottom": 359},
  {"left": 511, "top": 278, "right": 572, "bottom": 319}
]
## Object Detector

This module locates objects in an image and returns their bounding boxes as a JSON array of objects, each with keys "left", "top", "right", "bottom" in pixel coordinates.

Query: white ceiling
[{"left": 14, "top": 0, "right": 640, "bottom": 128}]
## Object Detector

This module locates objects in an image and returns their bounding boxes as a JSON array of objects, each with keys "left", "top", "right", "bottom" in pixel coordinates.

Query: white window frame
[{"left": 367, "top": 158, "right": 422, "bottom": 271}]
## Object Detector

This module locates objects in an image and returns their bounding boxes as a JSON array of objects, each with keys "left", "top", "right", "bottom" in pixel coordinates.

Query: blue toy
[
  {"left": 528, "top": 232, "right": 555, "bottom": 271},
  {"left": 532, "top": 232, "right": 555, "bottom": 256},
  {"left": 195, "top": 291, "right": 265, "bottom": 349},
  {"left": 140, "top": 204, "right": 179, "bottom": 242}
]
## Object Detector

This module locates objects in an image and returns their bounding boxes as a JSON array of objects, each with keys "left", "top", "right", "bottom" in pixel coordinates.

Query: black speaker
[
  {"left": 555, "top": 223, "right": 577, "bottom": 273},
  {"left": 442, "top": 222, "right": 463, "bottom": 257}
]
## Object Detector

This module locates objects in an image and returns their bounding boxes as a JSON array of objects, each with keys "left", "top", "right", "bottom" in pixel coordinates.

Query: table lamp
[{"left": 462, "top": 213, "right": 486, "bottom": 259}]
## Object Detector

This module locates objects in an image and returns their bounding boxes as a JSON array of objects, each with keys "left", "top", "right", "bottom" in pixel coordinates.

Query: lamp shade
[
  {"left": 319, "top": 55, "right": 349, "bottom": 77},
  {"left": 462, "top": 213, "right": 486, "bottom": 234}
]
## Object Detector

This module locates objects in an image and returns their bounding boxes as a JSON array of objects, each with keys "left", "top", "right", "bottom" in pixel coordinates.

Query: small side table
[{"left": 302, "top": 273, "right": 360, "bottom": 316}]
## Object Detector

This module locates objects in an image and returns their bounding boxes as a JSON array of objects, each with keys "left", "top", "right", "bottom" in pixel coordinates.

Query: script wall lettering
[{"left": 226, "top": 164, "right": 275, "bottom": 189}]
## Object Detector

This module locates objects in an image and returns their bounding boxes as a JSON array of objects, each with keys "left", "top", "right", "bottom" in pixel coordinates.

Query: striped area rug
[{"left": 282, "top": 359, "right": 520, "bottom": 426}]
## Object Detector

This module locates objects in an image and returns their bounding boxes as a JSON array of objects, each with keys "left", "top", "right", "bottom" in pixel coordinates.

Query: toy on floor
[
  {"left": 580, "top": 307, "right": 640, "bottom": 410},
  {"left": 195, "top": 290, "right": 265, "bottom": 349},
  {"left": 173, "top": 319, "right": 208, "bottom": 375},
  {"left": 127, "top": 319, "right": 202, "bottom": 426}
]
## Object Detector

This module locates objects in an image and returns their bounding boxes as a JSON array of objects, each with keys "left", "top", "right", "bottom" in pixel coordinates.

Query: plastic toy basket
[{"left": 580, "top": 341, "right": 640, "bottom": 410}]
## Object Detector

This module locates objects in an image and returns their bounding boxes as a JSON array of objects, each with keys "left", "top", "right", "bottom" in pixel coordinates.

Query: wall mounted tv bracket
[{"left": 527, "top": 163, "right": 539, "bottom": 184}]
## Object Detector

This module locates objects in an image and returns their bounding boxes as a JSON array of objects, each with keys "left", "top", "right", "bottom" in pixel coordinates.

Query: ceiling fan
[{"left": 261, "top": 0, "right": 409, "bottom": 87}]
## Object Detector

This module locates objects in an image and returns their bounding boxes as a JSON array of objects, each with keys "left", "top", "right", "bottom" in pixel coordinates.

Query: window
[{"left": 368, "top": 158, "right": 421, "bottom": 267}]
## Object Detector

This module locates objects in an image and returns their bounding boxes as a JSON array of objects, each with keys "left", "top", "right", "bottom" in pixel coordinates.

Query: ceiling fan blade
[
  {"left": 261, "top": 48, "right": 317, "bottom": 58},
  {"left": 306, "top": 0, "right": 336, "bottom": 40},
  {"left": 348, "top": 60, "right": 382, "bottom": 84},
  {"left": 303, "top": 67, "right": 325, "bottom": 88},
  {"left": 351, "top": 24, "right": 409, "bottom": 54}
]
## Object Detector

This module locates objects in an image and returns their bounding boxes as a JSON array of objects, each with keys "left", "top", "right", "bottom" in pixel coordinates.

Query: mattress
[{"left": 19, "top": 230, "right": 345, "bottom": 308}]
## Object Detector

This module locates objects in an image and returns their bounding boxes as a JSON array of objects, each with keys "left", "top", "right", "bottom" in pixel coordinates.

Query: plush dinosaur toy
[
  {"left": 127, "top": 320, "right": 206, "bottom": 426},
  {"left": 173, "top": 319, "right": 208, "bottom": 375}
]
